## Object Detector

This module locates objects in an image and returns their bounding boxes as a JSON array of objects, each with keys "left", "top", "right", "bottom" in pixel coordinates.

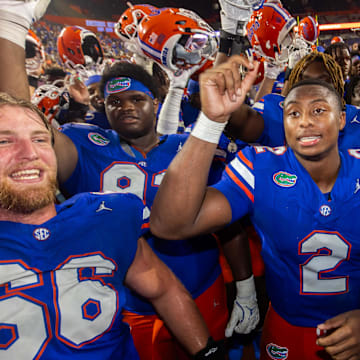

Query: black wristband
[
  {"left": 68, "top": 97, "right": 89, "bottom": 113},
  {"left": 28, "top": 75, "right": 39, "bottom": 88},
  {"left": 219, "top": 30, "right": 251, "bottom": 56},
  {"left": 219, "top": 30, "right": 236, "bottom": 56},
  {"left": 194, "top": 337, "right": 226, "bottom": 360}
]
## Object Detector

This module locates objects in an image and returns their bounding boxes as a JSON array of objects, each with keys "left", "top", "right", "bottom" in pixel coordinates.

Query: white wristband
[
  {"left": 156, "top": 87, "right": 184, "bottom": 135},
  {"left": 0, "top": 13, "right": 28, "bottom": 48},
  {"left": 191, "top": 112, "right": 227, "bottom": 144},
  {"left": 235, "top": 275, "right": 256, "bottom": 299}
]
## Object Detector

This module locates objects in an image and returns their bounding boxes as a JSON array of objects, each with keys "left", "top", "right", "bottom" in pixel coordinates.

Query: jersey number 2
[{"left": 299, "top": 231, "right": 350, "bottom": 295}]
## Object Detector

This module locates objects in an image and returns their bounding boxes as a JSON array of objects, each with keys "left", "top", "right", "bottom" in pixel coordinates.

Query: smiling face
[
  {"left": 0, "top": 105, "right": 57, "bottom": 213},
  {"left": 283, "top": 83, "right": 345, "bottom": 162},
  {"left": 105, "top": 90, "right": 157, "bottom": 140}
]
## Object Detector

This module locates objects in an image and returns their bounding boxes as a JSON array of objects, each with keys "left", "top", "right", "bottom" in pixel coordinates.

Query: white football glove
[
  {"left": 156, "top": 64, "right": 201, "bottom": 135},
  {"left": 218, "top": 0, "right": 255, "bottom": 35},
  {"left": 0, "top": 0, "right": 50, "bottom": 48},
  {"left": 225, "top": 275, "right": 260, "bottom": 337},
  {"left": 288, "top": 37, "right": 311, "bottom": 69},
  {"left": 264, "top": 61, "right": 284, "bottom": 80}
]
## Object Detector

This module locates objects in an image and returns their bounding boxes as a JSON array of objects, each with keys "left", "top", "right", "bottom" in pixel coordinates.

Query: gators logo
[
  {"left": 266, "top": 343, "right": 289, "bottom": 359},
  {"left": 105, "top": 77, "right": 131, "bottom": 94},
  {"left": 273, "top": 171, "right": 297, "bottom": 188},
  {"left": 88, "top": 132, "right": 110, "bottom": 146}
]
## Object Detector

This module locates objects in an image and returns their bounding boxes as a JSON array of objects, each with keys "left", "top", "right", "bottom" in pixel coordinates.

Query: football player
[
  {"left": 0, "top": 1, "right": 259, "bottom": 359},
  {"left": 150, "top": 55, "right": 360, "bottom": 360},
  {"left": 219, "top": 52, "right": 360, "bottom": 151},
  {"left": 0, "top": 90, "right": 228, "bottom": 359}
]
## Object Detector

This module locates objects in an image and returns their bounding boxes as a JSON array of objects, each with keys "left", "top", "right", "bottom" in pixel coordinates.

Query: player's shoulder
[
  {"left": 60, "top": 192, "right": 145, "bottom": 217},
  {"left": 232, "top": 145, "right": 288, "bottom": 174},
  {"left": 159, "top": 133, "right": 188, "bottom": 150},
  {"left": 240, "top": 144, "right": 288, "bottom": 160},
  {"left": 261, "top": 93, "right": 285, "bottom": 104},
  {"left": 343, "top": 148, "right": 360, "bottom": 165},
  {"left": 345, "top": 103, "right": 360, "bottom": 122},
  {"left": 60, "top": 122, "right": 100, "bottom": 132},
  {"left": 253, "top": 93, "right": 284, "bottom": 114},
  {"left": 59, "top": 122, "right": 118, "bottom": 145}
]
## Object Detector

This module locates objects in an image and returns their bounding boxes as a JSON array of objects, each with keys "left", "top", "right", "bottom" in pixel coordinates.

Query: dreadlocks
[{"left": 287, "top": 51, "right": 345, "bottom": 107}]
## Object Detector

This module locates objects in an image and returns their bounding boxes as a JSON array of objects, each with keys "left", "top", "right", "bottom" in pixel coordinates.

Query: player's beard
[{"left": 0, "top": 169, "right": 58, "bottom": 214}]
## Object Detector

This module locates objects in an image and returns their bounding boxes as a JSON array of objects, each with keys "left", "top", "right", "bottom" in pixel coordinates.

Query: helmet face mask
[
  {"left": 25, "top": 29, "right": 45, "bottom": 74},
  {"left": 137, "top": 8, "right": 218, "bottom": 72},
  {"left": 114, "top": 4, "right": 163, "bottom": 54},
  {"left": 246, "top": 2, "right": 296, "bottom": 65},
  {"left": 115, "top": 4, "right": 161, "bottom": 41},
  {"left": 31, "top": 84, "right": 65, "bottom": 124}
]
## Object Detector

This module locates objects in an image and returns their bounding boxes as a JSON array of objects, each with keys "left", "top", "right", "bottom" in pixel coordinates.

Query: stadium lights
[{"left": 295, "top": 22, "right": 360, "bottom": 32}]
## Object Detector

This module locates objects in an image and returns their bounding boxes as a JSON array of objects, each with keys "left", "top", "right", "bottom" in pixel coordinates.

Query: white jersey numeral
[
  {"left": 299, "top": 232, "right": 350, "bottom": 294},
  {"left": 54, "top": 254, "right": 117, "bottom": 347},
  {"left": 101, "top": 162, "right": 165, "bottom": 200},
  {"left": 0, "top": 254, "right": 118, "bottom": 357}
]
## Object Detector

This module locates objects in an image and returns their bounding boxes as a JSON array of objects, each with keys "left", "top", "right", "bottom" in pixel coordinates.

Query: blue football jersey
[
  {"left": 85, "top": 111, "right": 111, "bottom": 129},
  {"left": 0, "top": 192, "right": 146, "bottom": 359},
  {"left": 213, "top": 145, "right": 360, "bottom": 327},
  {"left": 60, "top": 124, "right": 221, "bottom": 315},
  {"left": 253, "top": 93, "right": 360, "bottom": 150}
]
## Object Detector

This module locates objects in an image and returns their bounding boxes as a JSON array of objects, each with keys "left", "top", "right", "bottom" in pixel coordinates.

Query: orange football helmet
[
  {"left": 246, "top": 2, "right": 296, "bottom": 65},
  {"left": 115, "top": 3, "right": 161, "bottom": 41},
  {"left": 331, "top": 36, "right": 344, "bottom": 44},
  {"left": 57, "top": 26, "right": 104, "bottom": 68},
  {"left": 137, "top": 8, "right": 218, "bottom": 72},
  {"left": 298, "top": 16, "right": 319, "bottom": 44},
  {"left": 31, "top": 84, "right": 65, "bottom": 125},
  {"left": 25, "top": 29, "right": 45, "bottom": 74}
]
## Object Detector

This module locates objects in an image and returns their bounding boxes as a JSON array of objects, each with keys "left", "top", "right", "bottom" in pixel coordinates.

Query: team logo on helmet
[
  {"left": 33, "top": 228, "right": 50, "bottom": 241},
  {"left": 266, "top": 343, "right": 289, "bottom": 359},
  {"left": 273, "top": 171, "right": 297, "bottom": 187},
  {"left": 245, "top": 3, "right": 296, "bottom": 65},
  {"left": 88, "top": 132, "right": 110, "bottom": 146}
]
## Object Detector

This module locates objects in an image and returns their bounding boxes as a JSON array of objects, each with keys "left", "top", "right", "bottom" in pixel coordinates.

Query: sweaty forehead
[
  {"left": 285, "top": 85, "right": 334, "bottom": 106},
  {"left": 0, "top": 105, "right": 48, "bottom": 131},
  {"left": 106, "top": 90, "right": 149, "bottom": 100}
]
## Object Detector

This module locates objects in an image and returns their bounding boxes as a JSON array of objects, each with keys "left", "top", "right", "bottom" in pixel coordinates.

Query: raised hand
[{"left": 199, "top": 55, "right": 259, "bottom": 123}]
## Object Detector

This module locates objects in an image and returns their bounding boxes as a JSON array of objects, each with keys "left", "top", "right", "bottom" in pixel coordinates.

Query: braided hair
[{"left": 287, "top": 51, "right": 345, "bottom": 107}]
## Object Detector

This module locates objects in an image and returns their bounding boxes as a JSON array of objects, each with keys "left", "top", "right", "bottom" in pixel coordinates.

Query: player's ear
[
  {"left": 152, "top": 98, "right": 159, "bottom": 116},
  {"left": 339, "top": 111, "right": 346, "bottom": 131}
]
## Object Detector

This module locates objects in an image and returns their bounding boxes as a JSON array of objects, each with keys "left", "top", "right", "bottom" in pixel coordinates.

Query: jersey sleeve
[
  {"left": 253, "top": 94, "right": 287, "bottom": 147},
  {"left": 211, "top": 146, "right": 255, "bottom": 223},
  {"left": 59, "top": 124, "right": 114, "bottom": 196}
]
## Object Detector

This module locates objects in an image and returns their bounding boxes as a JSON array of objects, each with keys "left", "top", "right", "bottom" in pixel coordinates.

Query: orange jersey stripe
[
  {"left": 225, "top": 167, "right": 254, "bottom": 203},
  {"left": 239, "top": 151, "right": 254, "bottom": 170}
]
